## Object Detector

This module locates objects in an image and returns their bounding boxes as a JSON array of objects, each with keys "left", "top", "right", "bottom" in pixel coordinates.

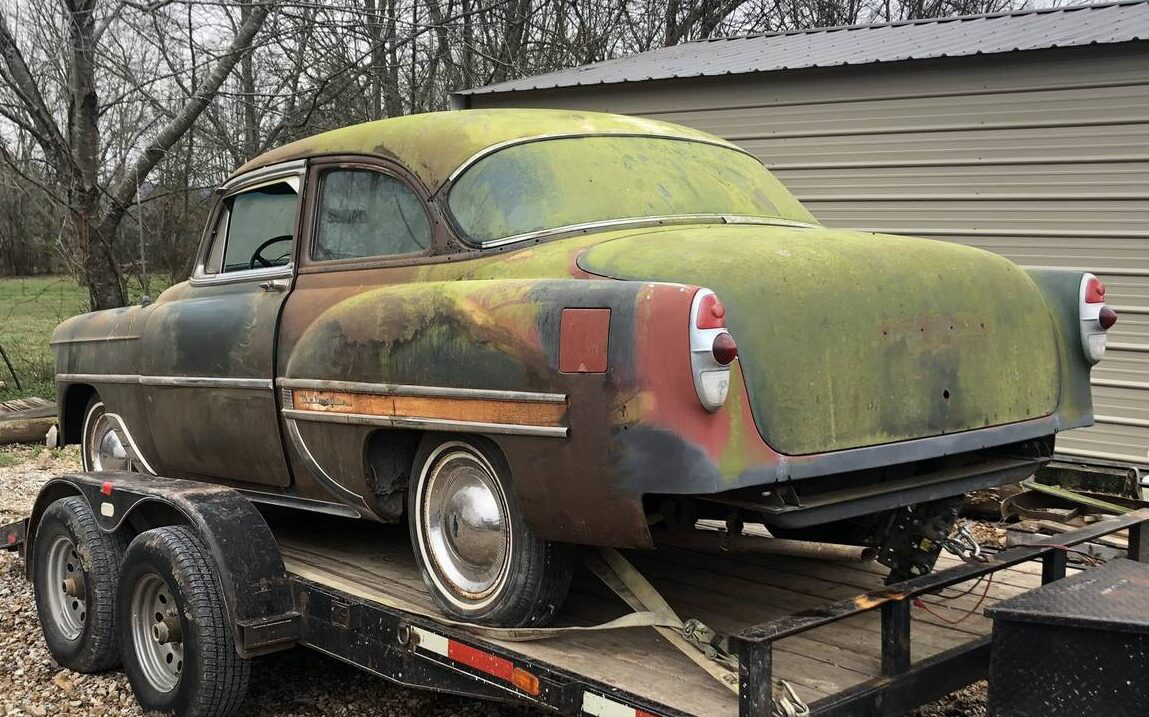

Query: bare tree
[{"left": 0, "top": 0, "right": 273, "bottom": 309}]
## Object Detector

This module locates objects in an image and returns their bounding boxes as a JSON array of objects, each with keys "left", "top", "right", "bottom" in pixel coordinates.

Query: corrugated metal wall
[{"left": 467, "top": 45, "right": 1149, "bottom": 465}]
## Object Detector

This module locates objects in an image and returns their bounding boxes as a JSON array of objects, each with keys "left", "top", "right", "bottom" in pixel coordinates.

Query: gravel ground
[{"left": 0, "top": 444, "right": 981, "bottom": 716}]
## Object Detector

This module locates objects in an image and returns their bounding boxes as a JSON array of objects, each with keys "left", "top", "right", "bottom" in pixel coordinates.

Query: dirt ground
[{"left": 0, "top": 444, "right": 984, "bottom": 716}]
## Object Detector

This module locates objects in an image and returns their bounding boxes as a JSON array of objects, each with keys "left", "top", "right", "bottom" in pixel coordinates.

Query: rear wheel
[
  {"left": 119, "top": 526, "right": 249, "bottom": 717},
  {"left": 409, "top": 437, "right": 573, "bottom": 627},
  {"left": 32, "top": 496, "right": 127, "bottom": 672},
  {"left": 81, "top": 396, "right": 133, "bottom": 472}
]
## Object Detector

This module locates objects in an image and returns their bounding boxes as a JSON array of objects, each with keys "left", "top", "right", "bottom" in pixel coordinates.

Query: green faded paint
[
  {"left": 580, "top": 224, "right": 1062, "bottom": 455},
  {"left": 233, "top": 109, "right": 732, "bottom": 194},
  {"left": 447, "top": 136, "right": 814, "bottom": 242}
]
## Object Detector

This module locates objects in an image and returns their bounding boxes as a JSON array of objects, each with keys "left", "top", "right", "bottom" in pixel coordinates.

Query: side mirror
[{"left": 139, "top": 295, "right": 152, "bottom": 307}]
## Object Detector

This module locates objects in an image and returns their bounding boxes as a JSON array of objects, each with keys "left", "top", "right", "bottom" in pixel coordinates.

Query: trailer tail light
[
  {"left": 1080, "top": 273, "right": 1116, "bottom": 365},
  {"left": 410, "top": 626, "right": 541, "bottom": 696},
  {"left": 690, "top": 289, "right": 734, "bottom": 411}
]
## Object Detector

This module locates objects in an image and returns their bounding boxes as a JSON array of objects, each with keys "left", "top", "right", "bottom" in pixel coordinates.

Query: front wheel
[
  {"left": 81, "top": 397, "right": 134, "bottom": 472},
  {"left": 409, "top": 437, "right": 573, "bottom": 627}
]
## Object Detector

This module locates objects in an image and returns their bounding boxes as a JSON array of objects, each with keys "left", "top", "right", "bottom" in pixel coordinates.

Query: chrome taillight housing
[
  {"left": 690, "top": 289, "right": 738, "bottom": 411},
  {"left": 1080, "top": 273, "right": 1117, "bottom": 365}
]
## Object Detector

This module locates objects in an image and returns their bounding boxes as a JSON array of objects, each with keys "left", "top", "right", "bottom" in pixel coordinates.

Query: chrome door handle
[{"left": 259, "top": 279, "right": 288, "bottom": 292}]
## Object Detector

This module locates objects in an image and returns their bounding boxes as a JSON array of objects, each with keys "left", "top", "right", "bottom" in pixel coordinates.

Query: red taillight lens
[
  {"left": 712, "top": 332, "right": 738, "bottom": 365},
  {"left": 1085, "top": 277, "right": 1106, "bottom": 304},
  {"left": 696, "top": 293, "right": 727, "bottom": 329},
  {"left": 1099, "top": 306, "right": 1118, "bottom": 330}
]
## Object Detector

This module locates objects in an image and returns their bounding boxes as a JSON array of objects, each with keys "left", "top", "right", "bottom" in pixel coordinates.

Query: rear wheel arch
[{"left": 363, "top": 428, "right": 424, "bottom": 521}]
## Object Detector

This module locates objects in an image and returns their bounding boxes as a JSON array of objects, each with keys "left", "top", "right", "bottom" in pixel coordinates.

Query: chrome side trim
[
  {"left": 444, "top": 132, "right": 751, "bottom": 185},
  {"left": 284, "top": 408, "right": 570, "bottom": 438},
  {"left": 57, "top": 374, "right": 273, "bottom": 390},
  {"left": 103, "top": 412, "right": 158, "bottom": 475},
  {"left": 57, "top": 373, "right": 140, "bottom": 385},
  {"left": 477, "top": 214, "right": 817, "bottom": 249},
  {"left": 284, "top": 418, "right": 380, "bottom": 519},
  {"left": 140, "top": 376, "right": 273, "bottom": 390},
  {"left": 49, "top": 335, "right": 141, "bottom": 346},
  {"left": 237, "top": 489, "right": 362, "bottom": 519},
  {"left": 278, "top": 378, "right": 567, "bottom": 404}
]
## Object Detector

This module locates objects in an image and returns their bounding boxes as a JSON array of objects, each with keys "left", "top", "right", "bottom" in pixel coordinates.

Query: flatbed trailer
[{"left": 4, "top": 471, "right": 1149, "bottom": 717}]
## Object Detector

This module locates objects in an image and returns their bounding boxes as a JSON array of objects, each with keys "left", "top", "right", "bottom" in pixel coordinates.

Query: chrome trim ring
[
  {"left": 130, "top": 573, "right": 183, "bottom": 693},
  {"left": 416, "top": 442, "right": 512, "bottom": 611},
  {"left": 44, "top": 535, "right": 86, "bottom": 640}
]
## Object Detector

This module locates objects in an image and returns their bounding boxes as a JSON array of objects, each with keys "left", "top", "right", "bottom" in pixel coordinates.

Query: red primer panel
[{"left": 559, "top": 308, "right": 611, "bottom": 373}]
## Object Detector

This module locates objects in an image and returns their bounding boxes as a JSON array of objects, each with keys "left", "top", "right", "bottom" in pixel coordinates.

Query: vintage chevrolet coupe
[{"left": 53, "top": 109, "right": 1116, "bottom": 627}]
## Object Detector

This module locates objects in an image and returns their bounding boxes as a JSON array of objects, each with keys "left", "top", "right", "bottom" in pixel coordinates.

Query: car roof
[{"left": 230, "top": 108, "right": 732, "bottom": 193}]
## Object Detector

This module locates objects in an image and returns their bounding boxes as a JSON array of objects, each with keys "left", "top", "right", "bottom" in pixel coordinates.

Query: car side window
[
  {"left": 313, "top": 169, "right": 431, "bottom": 261},
  {"left": 203, "top": 179, "right": 299, "bottom": 275}
]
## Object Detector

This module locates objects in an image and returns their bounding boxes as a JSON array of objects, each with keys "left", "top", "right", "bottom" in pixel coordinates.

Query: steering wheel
[{"left": 249, "top": 235, "right": 293, "bottom": 270}]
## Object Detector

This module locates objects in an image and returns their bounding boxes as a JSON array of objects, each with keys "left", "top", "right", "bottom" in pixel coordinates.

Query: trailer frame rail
[{"left": 731, "top": 508, "right": 1149, "bottom": 717}]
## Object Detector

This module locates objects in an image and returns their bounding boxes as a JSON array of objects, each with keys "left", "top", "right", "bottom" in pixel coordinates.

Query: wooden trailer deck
[{"left": 270, "top": 512, "right": 1052, "bottom": 717}]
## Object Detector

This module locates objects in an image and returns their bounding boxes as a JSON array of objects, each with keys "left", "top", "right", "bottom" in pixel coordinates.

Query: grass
[{"left": 0, "top": 276, "right": 171, "bottom": 403}]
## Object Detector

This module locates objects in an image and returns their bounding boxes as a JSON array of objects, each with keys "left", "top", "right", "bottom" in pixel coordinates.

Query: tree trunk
[{"left": 67, "top": 0, "right": 126, "bottom": 309}]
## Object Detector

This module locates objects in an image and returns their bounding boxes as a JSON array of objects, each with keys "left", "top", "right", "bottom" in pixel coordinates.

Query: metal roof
[{"left": 458, "top": 0, "right": 1149, "bottom": 96}]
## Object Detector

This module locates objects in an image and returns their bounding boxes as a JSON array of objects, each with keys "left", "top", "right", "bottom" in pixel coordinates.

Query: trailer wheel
[
  {"left": 81, "top": 396, "right": 134, "bottom": 472},
  {"left": 32, "top": 496, "right": 128, "bottom": 672},
  {"left": 409, "top": 437, "right": 573, "bottom": 627},
  {"left": 118, "top": 526, "right": 249, "bottom": 717}
]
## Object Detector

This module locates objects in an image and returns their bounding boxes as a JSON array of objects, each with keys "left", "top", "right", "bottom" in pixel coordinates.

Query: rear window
[{"left": 447, "top": 136, "right": 815, "bottom": 244}]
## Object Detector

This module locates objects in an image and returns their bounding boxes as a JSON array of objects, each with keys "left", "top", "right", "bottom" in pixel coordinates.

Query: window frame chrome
[{"left": 191, "top": 160, "right": 307, "bottom": 286}]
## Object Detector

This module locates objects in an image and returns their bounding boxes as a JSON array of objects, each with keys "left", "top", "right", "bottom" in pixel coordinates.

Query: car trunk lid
[{"left": 578, "top": 224, "right": 1060, "bottom": 455}]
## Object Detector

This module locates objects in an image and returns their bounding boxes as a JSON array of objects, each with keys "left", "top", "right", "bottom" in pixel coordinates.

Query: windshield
[{"left": 447, "top": 135, "right": 816, "bottom": 243}]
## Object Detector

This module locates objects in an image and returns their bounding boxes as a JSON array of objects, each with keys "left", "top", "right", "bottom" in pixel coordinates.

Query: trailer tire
[
  {"left": 118, "top": 526, "right": 249, "bottom": 717},
  {"left": 409, "top": 436, "right": 574, "bottom": 627},
  {"left": 32, "top": 496, "right": 128, "bottom": 672}
]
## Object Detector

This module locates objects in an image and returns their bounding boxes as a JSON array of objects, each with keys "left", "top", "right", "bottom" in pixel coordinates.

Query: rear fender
[
  {"left": 282, "top": 278, "right": 709, "bottom": 547},
  {"left": 1023, "top": 267, "right": 1095, "bottom": 428}
]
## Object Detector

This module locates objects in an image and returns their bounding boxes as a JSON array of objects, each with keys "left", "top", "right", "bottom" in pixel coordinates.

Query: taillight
[
  {"left": 696, "top": 293, "right": 727, "bottom": 329},
  {"left": 1084, "top": 276, "right": 1106, "bottom": 304},
  {"left": 1079, "top": 273, "right": 1116, "bottom": 365},
  {"left": 712, "top": 332, "right": 738, "bottom": 365},
  {"left": 689, "top": 289, "right": 735, "bottom": 411}
]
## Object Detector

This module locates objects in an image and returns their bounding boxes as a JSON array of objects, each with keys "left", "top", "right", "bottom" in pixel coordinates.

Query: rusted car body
[{"left": 53, "top": 109, "right": 1115, "bottom": 624}]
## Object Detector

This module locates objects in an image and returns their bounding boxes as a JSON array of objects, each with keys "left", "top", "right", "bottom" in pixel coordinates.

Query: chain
[
  {"left": 942, "top": 522, "right": 986, "bottom": 562},
  {"left": 772, "top": 679, "right": 811, "bottom": 717}
]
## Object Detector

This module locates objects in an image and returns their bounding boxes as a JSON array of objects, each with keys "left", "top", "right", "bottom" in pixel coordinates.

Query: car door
[
  {"left": 140, "top": 161, "right": 305, "bottom": 487},
  {"left": 275, "top": 158, "right": 440, "bottom": 514}
]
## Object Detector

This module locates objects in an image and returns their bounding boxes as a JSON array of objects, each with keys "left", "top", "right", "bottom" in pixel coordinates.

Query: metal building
[{"left": 453, "top": 0, "right": 1149, "bottom": 467}]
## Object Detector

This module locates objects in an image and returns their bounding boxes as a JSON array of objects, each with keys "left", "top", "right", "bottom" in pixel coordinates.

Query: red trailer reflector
[
  {"left": 100, "top": 481, "right": 114, "bottom": 496},
  {"left": 410, "top": 626, "right": 541, "bottom": 696}
]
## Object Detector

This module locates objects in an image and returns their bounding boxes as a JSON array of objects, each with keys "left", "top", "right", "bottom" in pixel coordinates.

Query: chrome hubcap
[
  {"left": 44, "top": 535, "right": 86, "bottom": 640},
  {"left": 421, "top": 447, "right": 511, "bottom": 606},
  {"left": 85, "top": 408, "right": 131, "bottom": 472},
  {"left": 130, "top": 573, "right": 183, "bottom": 692}
]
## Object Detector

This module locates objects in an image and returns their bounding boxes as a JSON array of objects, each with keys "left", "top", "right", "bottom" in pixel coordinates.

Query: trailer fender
[{"left": 25, "top": 471, "right": 299, "bottom": 657}]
